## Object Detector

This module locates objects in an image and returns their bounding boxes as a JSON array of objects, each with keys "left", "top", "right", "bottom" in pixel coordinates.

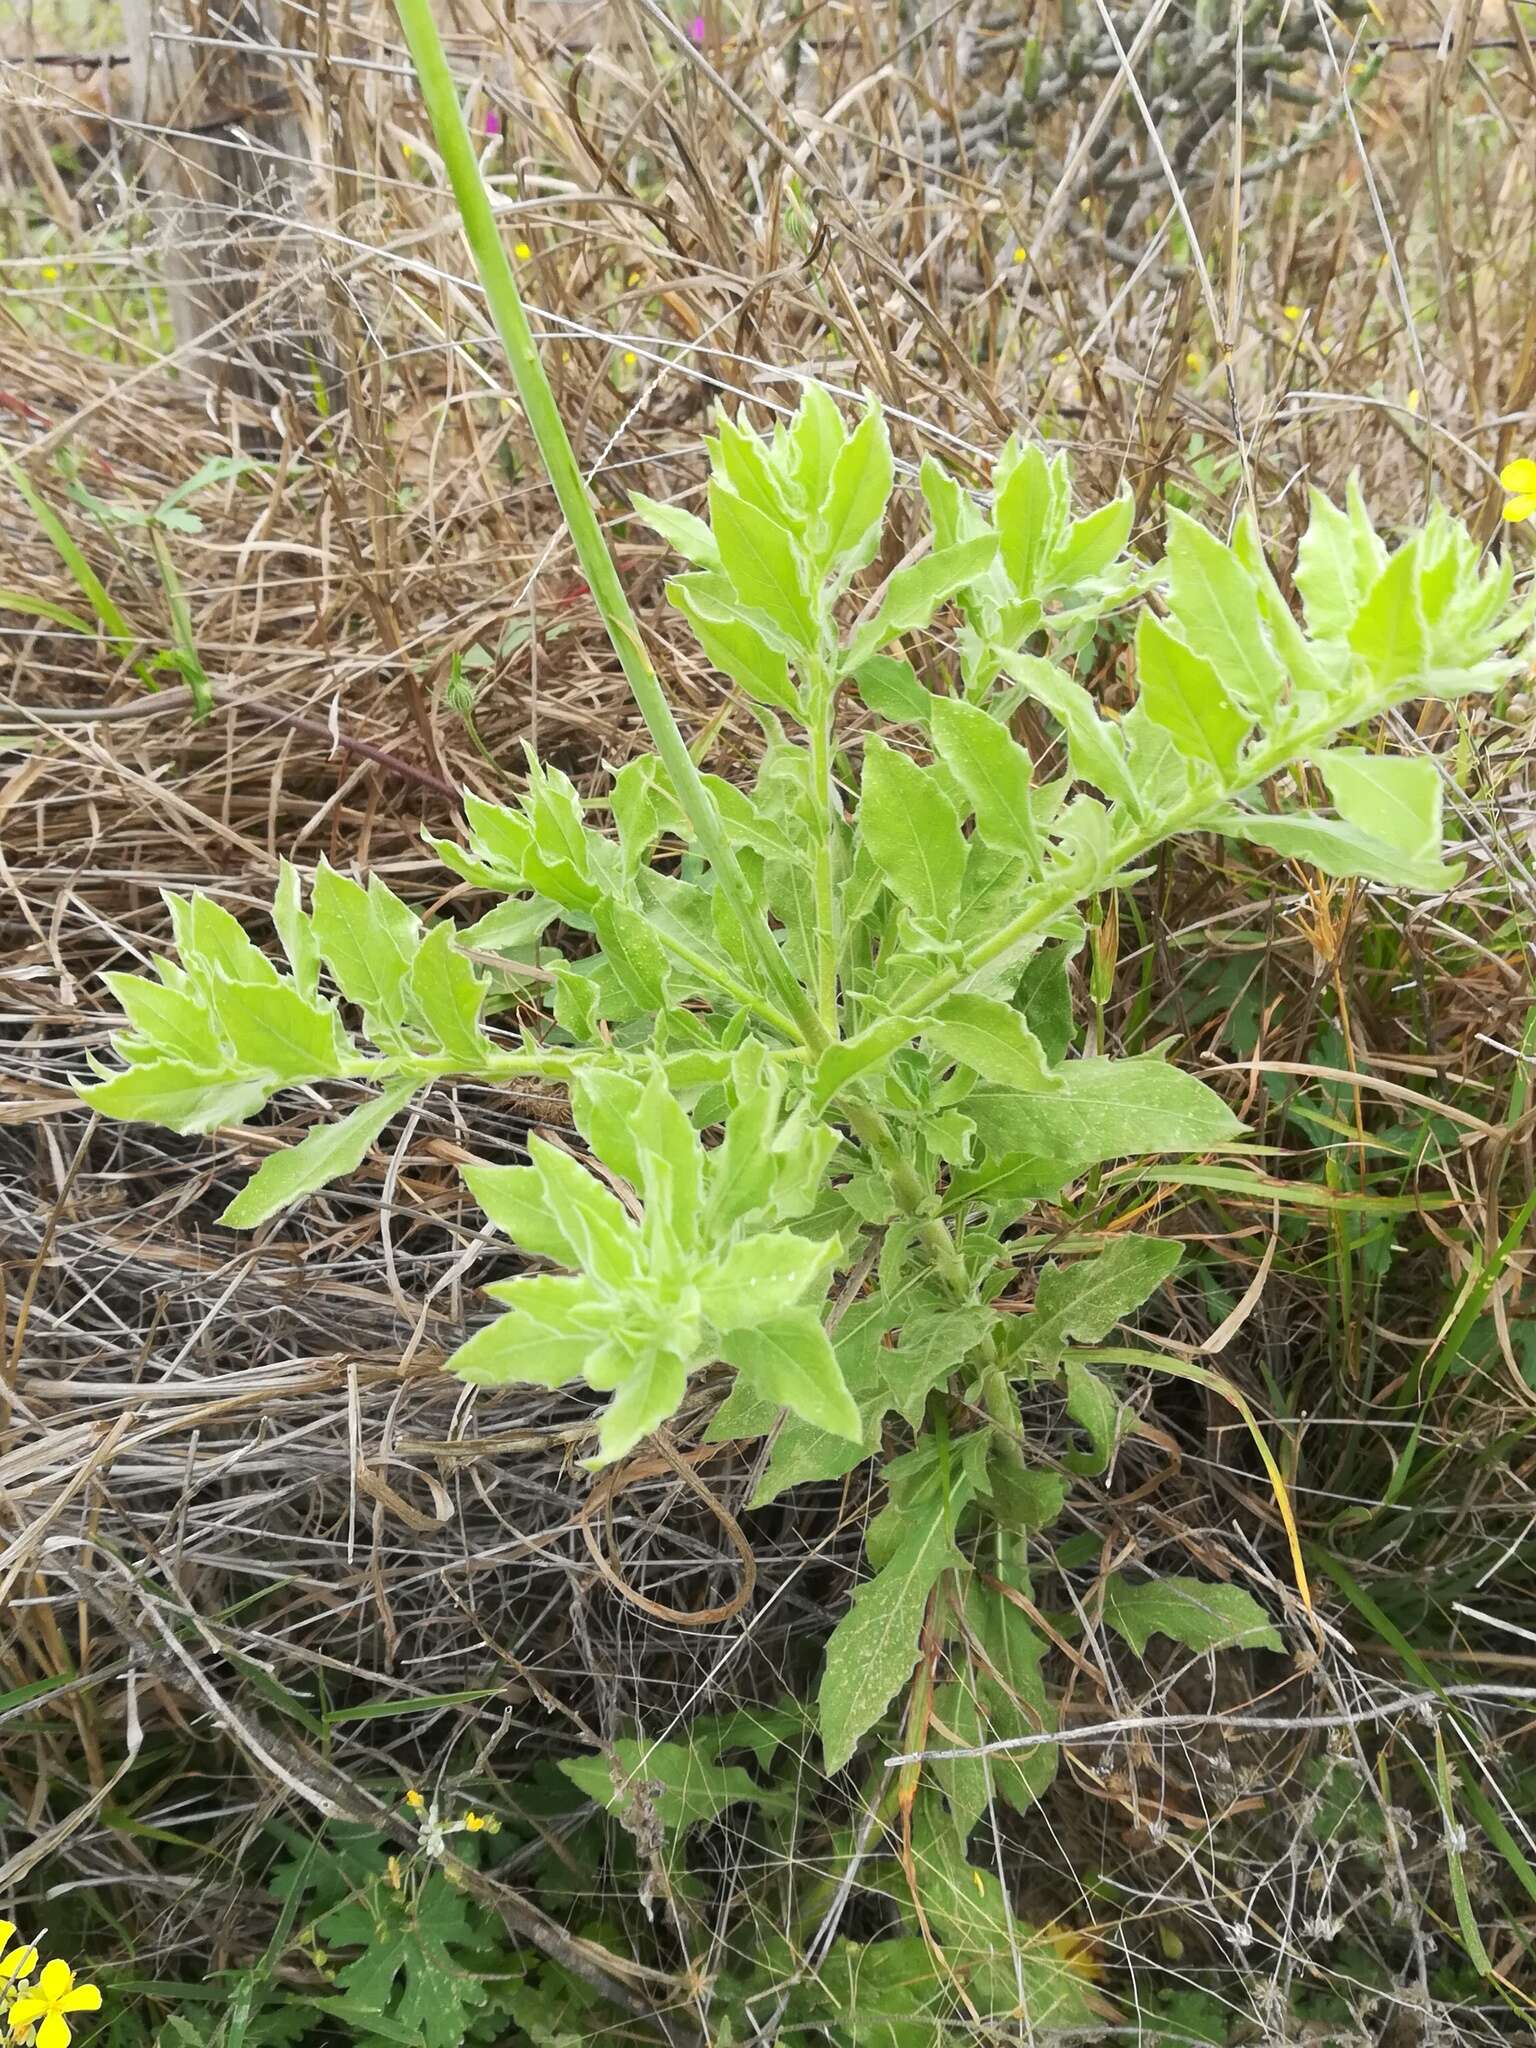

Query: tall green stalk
[{"left": 390, "top": 0, "right": 822, "bottom": 1045}]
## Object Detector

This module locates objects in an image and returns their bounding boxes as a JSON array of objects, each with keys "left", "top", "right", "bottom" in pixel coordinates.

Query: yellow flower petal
[
  {"left": 514, "top": 242, "right": 532, "bottom": 260},
  {"left": 1503, "top": 492, "right": 1536, "bottom": 524},
  {"left": 10, "top": 1996, "right": 44, "bottom": 2029},
  {"left": 35, "top": 2011, "right": 70, "bottom": 2048},
  {"left": 0, "top": 1923, "right": 15, "bottom": 1950},
  {"left": 36, "top": 1964, "right": 73, "bottom": 2001},
  {"left": 0, "top": 1947, "right": 38, "bottom": 1981},
  {"left": 1499, "top": 458, "right": 1536, "bottom": 495},
  {"left": 57, "top": 1988, "right": 99, "bottom": 2017}
]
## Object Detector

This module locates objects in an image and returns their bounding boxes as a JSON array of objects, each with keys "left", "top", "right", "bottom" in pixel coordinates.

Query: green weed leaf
[
  {"left": 222, "top": 1079, "right": 420, "bottom": 1227},
  {"left": 859, "top": 737, "right": 966, "bottom": 926},
  {"left": 819, "top": 1519, "right": 961, "bottom": 1771},
  {"left": 1100, "top": 1574, "right": 1283, "bottom": 1655}
]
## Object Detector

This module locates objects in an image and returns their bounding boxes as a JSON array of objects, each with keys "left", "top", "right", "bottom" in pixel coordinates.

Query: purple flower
[
  {"left": 689, "top": 13, "right": 706, "bottom": 41},
  {"left": 485, "top": 107, "right": 501, "bottom": 137}
]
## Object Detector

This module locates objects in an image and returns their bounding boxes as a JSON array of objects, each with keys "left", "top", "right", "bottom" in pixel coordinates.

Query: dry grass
[{"left": 3, "top": 2, "right": 1536, "bottom": 2040}]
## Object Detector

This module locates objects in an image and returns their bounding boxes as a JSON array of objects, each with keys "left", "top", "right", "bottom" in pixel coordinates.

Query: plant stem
[{"left": 390, "top": 0, "right": 822, "bottom": 1048}]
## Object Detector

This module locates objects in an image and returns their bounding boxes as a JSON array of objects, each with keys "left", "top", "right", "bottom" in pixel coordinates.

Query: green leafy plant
[{"left": 73, "top": 7, "right": 1535, "bottom": 2026}]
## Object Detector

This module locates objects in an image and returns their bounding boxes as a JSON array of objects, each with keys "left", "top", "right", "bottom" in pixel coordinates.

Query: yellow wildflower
[
  {"left": 0, "top": 1942, "right": 39, "bottom": 1984},
  {"left": 404, "top": 1787, "right": 425, "bottom": 1810},
  {"left": 41, "top": 266, "right": 58, "bottom": 283},
  {"left": 401, "top": 142, "right": 413, "bottom": 160},
  {"left": 1499, "top": 458, "right": 1536, "bottom": 524},
  {"left": 623, "top": 351, "right": 637, "bottom": 365},
  {"left": 514, "top": 242, "right": 532, "bottom": 260},
  {"left": 1013, "top": 245, "right": 1027, "bottom": 263},
  {"left": 9, "top": 1960, "right": 101, "bottom": 2048},
  {"left": 1282, "top": 303, "right": 1303, "bottom": 322},
  {"left": 1185, "top": 349, "right": 1205, "bottom": 375},
  {"left": 462, "top": 1810, "right": 499, "bottom": 1833}
]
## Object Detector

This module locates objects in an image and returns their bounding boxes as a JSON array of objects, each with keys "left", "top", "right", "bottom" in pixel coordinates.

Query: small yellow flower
[
  {"left": 404, "top": 1787, "right": 425, "bottom": 1810},
  {"left": 1500, "top": 458, "right": 1536, "bottom": 524},
  {"left": 627, "top": 270, "right": 641, "bottom": 286},
  {"left": 1046, "top": 1927, "right": 1103, "bottom": 1982},
  {"left": 401, "top": 142, "right": 413, "bottom": 159},
  {"left": 514, "top": 242, "right": 532, "bottom": 260},
  {"left": 0, "top": 1944, "right": 39, "bottom": 1983},
  {"left": 9, "top": 1960, "right": 101, "bottom": 2048},
  {"left": 622, "top": 351, "right": 637, "bottom": 365},
  {"left": 1013, "top": 245, "right": 1027, "bottom": 263},
  {"left": 1282, "top": 303, "right": 1303, "bottom": 321},
  {"left": 462, "top": 1810, "right": 499, "bottom": 1833},
  {"left": 41, "top": 266, "right": 58, "bottom": 282},
  {"left": 1185, "top": 349, "right": 1205, "bottom": 374},
  {"left": 1406, "top": 388, "right": 1420, "bottom": 414}
]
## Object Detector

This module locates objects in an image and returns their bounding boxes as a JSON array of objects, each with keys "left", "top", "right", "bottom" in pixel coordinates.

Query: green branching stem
[{"left": 390, "top": 0, "right": 822, "bottom": 1049}]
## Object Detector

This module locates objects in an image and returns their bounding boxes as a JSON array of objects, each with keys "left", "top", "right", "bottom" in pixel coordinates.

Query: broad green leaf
[
  {"left": 698, "top": 1233, "right": 838, "bottom": 1333},
  {"left": 100, "top": 971, "right": 212, "bottom": 1065},
  {"left": 994, "top": 439, "right": 1054, "bottom": 598},
  {"left": 569, "top": 1066, "right": 647, "bottom": 1189},
  {"left": 610, "top": 755, "right": 685, "bottom": 869},
  {"left": 1061, "top": 1359, "right": 1128, "bottom": 1473},
  {"left": 789, "top": 382, "right": 848, "bottom": 510},
  {"left": 311, "top": 861, "right": 418, "bottom": 1024},
  {"left": 709, "top": 479, "right": 814, "bottom": 647},
  {"left": 811, "top": 1013, "right": 920, "bottom": 1112},
  {"left": 1099, "top": 1574, "right": 1283, "bottom": 1655},
  {"left": 592, "top": 1347, "right": 687, "bottom": 1465},
  {"left": 1050, "top": 490, "right": 1133, "bottom": 586},
  {"left": 929, "top": 695, "right": 1039, "bottom": 864},
  {"left": 1016, "top": 1235, "right": 1182, "bottom": 1364},
  {"left": 446, "top": 1274, "right": 611, "bottom": 1388},
  {"left": 852, "top": 654, "right": 932, "bottom": 725},
  {"left": 465, "top": 1140, "right": 642, "bottom": 1288},
  {"left": 803, "top": 1937, "right": 951, "bottom": 2048},
  {"left": 1295, "top": 486, "right": 1369, "bottom": 640},
  {"left": 971, "top": 1056, "right": 1244, "bottom": 1169},
  {"left": 631, "top": 1070, "right": 704, "bottom": 1249},
  {"left": 999, "top": 652, "right": 1138, "bottom": 808},
  {"left": 712, "top": 413, "right": 787, "bottom": 521},
  {"left": 171, "top": 891, "right": 282, "bottom": 989},
  {"left": 819, "top": 402, "right": 893, "bottom": 575},
  {"left": 77, "top": 1061, "right": 271, "bottom": 1134},
  {"left": 1014, "top": 945, "right": 1074, "bottom": 1065},
  {"left": 559, "top": 1738, "right": 765, "bottom": 1835},
  {"left": 208, "top": 977, "right": 349, "bottom": 1082},
  {"left": 819, "top": 1516, "right": 961, "bottom": 1771},
  {"left": 859, "top": 737, "right": 966, "bottom": 926},
  {"left": 937, "top": 1570, "right": 1056, "bottom": 1827},
  {"left": 591, "top": 897, "right": 668, "bottom": 1010},
  {"left": 406, "top": 922, "right": 488, "bottom": 1062},
  {"left": 1213, "top": 808, "right": 1460, "bottom": 890},
  {"left": 222, "top": 1079, "right": 419, "bottom": 1227},
  {"left": 274, "top": 859, "right": 319, "bottom": 999},
  {"left": 1165, "top": 508, "right": 1286, "bottom": 718},
  {"left": 846, "top": 536, "right": 998, "bottom": 667},
  {"left": 1135, "top": 613, "right": 1250, "bottom": 773},
  {"left": 927, "top": 993, "right": 1060, "bottom": 1093},
  {"left": 670, "top": 578, "right": 800, "bottom": 714},
  {"left": 628, "top": 490, "right": 720, "bottom": 568},
  {"left": 1318, "top": 748, "right": 1443, "bottom": 860},
  {"left": 881, "top": 1305, "right": 995, "bottom": 1427},
  {"left": 721, "top": 1311, "right": 860, "bottom": 1440},
  {"left": 1348, "top": 542, "right": 1427, "bottom": 690}
]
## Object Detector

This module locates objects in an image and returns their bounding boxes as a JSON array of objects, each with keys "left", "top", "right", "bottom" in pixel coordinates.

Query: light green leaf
[
  {"left": 1062, "top": 1359, "right": 1128, "bottom": 1474},
  {"left": 568, "top": 1066, "right": 648, "bottom": 1189},
  {"left": 208, "top": 976, "right": 349, "bottom": 1082},
  {"left": 1213, "top": 808, "right": 1460, "bottom": 891},
  {"left": 1348, "top": 542, "right": 1427, "bottom": 689},
  {"left": 859, "top": 737, "right": 966, "bottom": 926},
  {"left": 819, "top": 401, "right": 893, "bottom": 575},
  {"left": 698, "top": 1234, "right": 838, "bottom": 1333},
  {"left": 1165, "top": 508, "right": 1286, "bottom": 718},
  {"left": 631, "top": 1070, "right": 704, "bottom": 1249},
  {"left": 819, "top": 1517, "right": 961, "bottom": 1771},
  {"left": 1318, "top": 748, "right": 1443, "bottom": 860},
  {"left": 170, "top": 891, "right": 282, "bottom": 989},
  {"left": 628, "top": 490, "right": 720, "bottom": 568},
  {"left": 274, "top": 859, "right": 320, "bottom": 999},
  {"left": 1100, "top": 1574, "right": 1283, "bottom": 1655},
  {"left": 810, "top": 1012, "right": 919, "bottom": 1112},
  {"left": 464, "top": 1140, "right": 642, "bottom": 1288},
  {"left": 709, "top": 479, "right": 815, "bottom": 647},
  {"left": 994, "top": 439, "right": 1055, "bottom": 598},
  {"left": 592, "top": 1347, "right": 687, "bottom": 1465},
  {"left": 929, "top": 695, "right": 1039, "bottom": 864},
  {"left": 852, "top": 654, "right": 932, "bottom": 725},
  {"left": 1295, "top": 485, "right": 1371, "bottom": 640},
  {"left": 881, "top": 1306, "right": 995, "bottom": 1426},
  {"left": 999, "top": 652, "right": 1138, "bottom": 808},
  {"left": 1050, "top": 490, "right": 1133, "bottom": 587},
  {"left": 222, "top": 1079, "right": 419, "bottom": 1227},
  {"left": 1016, "top": 1235, "right": 1182, "bottom": 1364},
  {"left": 406, "top": 923, "right": 488, "bottom": 1062},
  {"left": 559, "top": 1738, "right": 766, "bottom": 1835},
  {"left": 669, "top": 578, "right": 800, "bottom": 714},
  {"left": 101, "top": 971, "right": 213, "bottom": 1065},
  {"left": 927, "top": 993, "right": 1060, "bottom": 1093},
  {"left": 1135, "top": 613, "right": 1250, "bottom": 774},
  {"left": 445, "top": 1274, "right": 611, "bottom": 1388},
  {"left": 846, "top": 536, "right": 998, "bottom": 667},
  {"left": 77, "top": 1061, "right": 271, "bottom": 1135},
  {"left": 591, "top": 897, "right": 668, "bottom": 1010},
  {"left": 311, "top": 861, "right": 419, "bottom": 1025},
  {"left": 971, "top": 1056, "right": 1244, "bottom": 1170},
  {"left": 721, "top": 1311, "right": 860, "bottom": 1440},
  {"left": 789, "top": 382, "right": 848, "bottom": 510}
]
